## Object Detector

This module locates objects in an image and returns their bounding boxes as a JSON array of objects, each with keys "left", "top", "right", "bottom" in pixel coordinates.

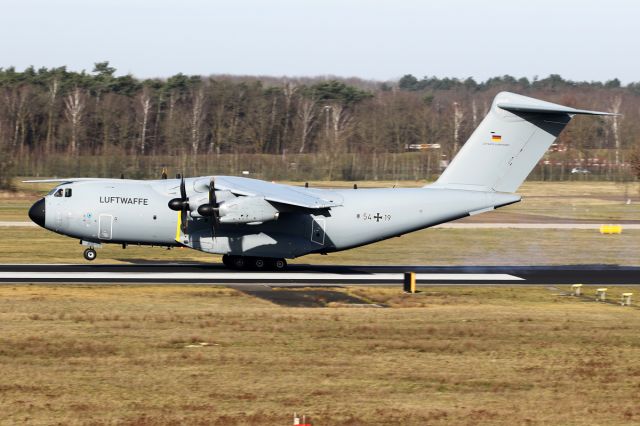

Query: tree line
[{"left": 1, "top": 62, "right": 639, "bottom": 185}]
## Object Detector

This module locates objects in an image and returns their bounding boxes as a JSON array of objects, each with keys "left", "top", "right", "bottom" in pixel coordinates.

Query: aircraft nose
[{"left": 28, "top": 198, "right": 46, "bottom": 228}]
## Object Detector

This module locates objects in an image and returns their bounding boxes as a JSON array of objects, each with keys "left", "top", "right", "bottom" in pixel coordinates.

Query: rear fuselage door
[{"left": 310, "top": 217, "right": 326, "bottom": 245}]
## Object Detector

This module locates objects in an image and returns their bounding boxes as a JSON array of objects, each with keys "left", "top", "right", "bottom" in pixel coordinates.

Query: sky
[{"left": 1, "top": 0, "right": 638, "bottom": 83}]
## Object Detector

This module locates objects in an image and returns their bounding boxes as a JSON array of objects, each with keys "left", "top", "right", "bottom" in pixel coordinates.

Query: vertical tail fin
[{"left": 433, "top": 92, "right": 615, "bottom": 193}]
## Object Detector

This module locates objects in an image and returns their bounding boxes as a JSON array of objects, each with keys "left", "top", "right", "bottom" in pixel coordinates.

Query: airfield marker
[
  {"left": 596, "top": 288, "right": 608, "bottom": 302},
  {"left": 404, "top": 272, "right": 417, "bottom": 293},
  {"left": 621, "top": 293, "right": 633, "bottom": 306},
  {"left": 600, "top": 224, "right": 622, "bottom": 234}
]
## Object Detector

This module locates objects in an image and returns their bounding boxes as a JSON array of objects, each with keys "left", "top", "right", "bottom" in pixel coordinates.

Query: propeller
[
  {"left": 197, "top": 177, "right": 220, "bottom": 236},
  {"left": 168, "top": 175, "right": 189, "bottom": 233}
]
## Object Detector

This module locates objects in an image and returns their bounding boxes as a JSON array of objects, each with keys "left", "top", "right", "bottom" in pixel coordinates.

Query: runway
[{"left": 0, "top": 263, "right": 638, "bottom": 285}]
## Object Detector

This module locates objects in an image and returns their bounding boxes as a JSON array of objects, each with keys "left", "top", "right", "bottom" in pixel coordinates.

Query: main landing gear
[
  {"left": 222, "top": 255, "right": 287, "bottom": 271},
  {"left": 83, "top": 248, "right": 97, "bottom": 261}
]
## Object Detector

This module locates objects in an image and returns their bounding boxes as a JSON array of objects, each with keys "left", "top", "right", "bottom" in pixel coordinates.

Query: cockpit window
[
  {"left": 53, "top": 189, "right": 63, "bottom": 197},
  {"left": 64, "top": 188, "right": 72, "bottom": 197}
]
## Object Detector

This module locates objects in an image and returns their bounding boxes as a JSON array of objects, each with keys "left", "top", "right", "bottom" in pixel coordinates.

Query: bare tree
[
  {"left": 64, "top": 87, "right": 85, "bottom": 155},
  {"left": 267, "top": 92, "right": 279, "bottom": 153},
  {"left": 611, "top": 95, "right": 622, "bottom": 166},
  {"left": 297, "top": 98, "right": 316, "bottom": 153},
  {"left": 281, "top": 81, "right": 296, "bottom": 155},
  {"left": 12, "top": 87, "right": 31, "bottom": 156},
  {"left": 190, "top": 88, "right": 205, "bottom": 156},
  {"left": 138, "top": 88, "right": 152, "bottom": 154},
  {"left": 330, "top": 103, "right": 354, "bottom": 151},
  {"left": 453, "top": 101, "right": 464, "bottom": 154},
  {"left": 471, "top": 98, "right": 478, "bottom": 127},
  {"left": 45, "top": 78, "right": 59, "bottom": 154}
]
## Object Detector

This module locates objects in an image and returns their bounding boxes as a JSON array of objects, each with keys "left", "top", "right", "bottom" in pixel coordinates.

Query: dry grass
[
  {"left": 0, "top": 227, "right": 218, "bottom": 264},
  {"left": 1, "top": 226, "right": 639, "bottom": 266},
  {"left": 1, "top": 285, "right": 639, "bottom": 425},
  {"left": 299, "top": 228, "right": 640, "bottom": 266}
]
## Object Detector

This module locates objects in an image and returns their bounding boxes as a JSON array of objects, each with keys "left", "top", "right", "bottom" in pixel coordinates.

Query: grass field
[
  {"left": 1, "top": 226, "right": 639, "bottom": 266},
  {"left": 1, "top": 285, "right": 639, "bottom": 425},
  {"left": 2, "top": 180, "right": 639, "bottom": 425}
]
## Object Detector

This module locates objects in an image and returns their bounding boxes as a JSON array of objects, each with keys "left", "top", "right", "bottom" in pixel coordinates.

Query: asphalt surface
[{"left": 0, "top": 263, "right": 638, "bottom": 285}]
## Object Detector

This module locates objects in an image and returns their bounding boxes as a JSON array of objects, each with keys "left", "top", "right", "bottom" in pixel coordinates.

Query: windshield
[{"left": 47, "top": 186, "right": 62, "bottom": 196}]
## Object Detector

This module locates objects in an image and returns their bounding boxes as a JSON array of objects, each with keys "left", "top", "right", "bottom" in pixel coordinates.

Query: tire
[
  {"left": 231, "top": 256, "right": 245, "bottom": 269},
  {"left": 254, "top": 258, "right": 266, "bottom": 269},
  {"left": 273, "top": 258, "right": 287, "bottom": 271},
  {"left": 83, "top": 248, "right": 97, "bottom": 261},
  {"left": 221, "top": 254, "right": 231, "bottom": 268}
]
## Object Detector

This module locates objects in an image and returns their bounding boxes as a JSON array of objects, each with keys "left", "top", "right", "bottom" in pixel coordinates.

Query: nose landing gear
[
  {"left": 83, "top": 248, "right": 97, "bottom": 261},
  {"left": 222, "top": 255, "right": 287, "bottom": 271}
]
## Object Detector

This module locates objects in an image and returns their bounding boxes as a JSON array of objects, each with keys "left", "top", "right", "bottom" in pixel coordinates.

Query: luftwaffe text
[{"left": 99, "top": 196, "right": 149, "bottom": 205}]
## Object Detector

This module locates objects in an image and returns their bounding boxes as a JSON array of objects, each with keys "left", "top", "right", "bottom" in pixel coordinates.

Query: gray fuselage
[{"left": 38, "top": 177, "right": 520, "bottom": 259}]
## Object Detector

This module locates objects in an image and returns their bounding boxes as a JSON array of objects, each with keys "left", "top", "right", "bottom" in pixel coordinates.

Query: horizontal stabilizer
[{"left": 497, "top": 102, "right": 617, "bottom": 116}]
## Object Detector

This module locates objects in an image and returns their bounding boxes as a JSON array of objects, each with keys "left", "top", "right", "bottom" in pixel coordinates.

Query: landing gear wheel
[
  {"left": 221, "top": 254, "right": 232, "bottom": 268},
  {"left": 231, "top": 256, "right": 245, "bottom": 269},
  {"left": 253, "top": 258, "right": 266, "bottom": 269},
  {"left": 273, "top": 258, "right": 287, "bottom": 271},
  {"left": 83, "top": 248, "right": 97, "bottom": 261}
]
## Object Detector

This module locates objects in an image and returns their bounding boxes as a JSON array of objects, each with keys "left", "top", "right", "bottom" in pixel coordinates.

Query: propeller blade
[
  {"left": 169, "top": 174, "right": 190, "bottom": 235},
  {"left": 194, "top": 177, "right": 220, "bottom": 237},
  {"left": 181, "top": 176, "right": 190, "bottom": 233},
  {"left": 209, "top": 178, "right": 216, "bottom": 205},
  {"left": 180, "top": 176, "right": 187, "bottom": 201},
  {"left": 210, "top": 177, "right": 219, "bottom": 224},
  {"left": 181, "top": 209, "right": 188, "bottom": 234},
  {"left": 209, "top": 177, "right": 218, "bottom": 237}
]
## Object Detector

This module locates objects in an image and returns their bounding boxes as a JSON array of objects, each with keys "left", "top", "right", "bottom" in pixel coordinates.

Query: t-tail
[{"left": 432, "top": 92, "right": 615, "bottom": 193}]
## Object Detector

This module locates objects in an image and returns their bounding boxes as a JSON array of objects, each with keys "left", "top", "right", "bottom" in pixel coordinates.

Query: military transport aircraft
[{"left": 26, "top": 92, "right": 613, "bottom": 270}]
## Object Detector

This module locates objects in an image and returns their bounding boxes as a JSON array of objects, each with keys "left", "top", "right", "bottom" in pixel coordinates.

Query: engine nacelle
[
  {"left": 188, "top": 190, "right": 235, "bottom": 218},
  {"left": 218, "top": 196, "right": 279, "bottom": 224}
]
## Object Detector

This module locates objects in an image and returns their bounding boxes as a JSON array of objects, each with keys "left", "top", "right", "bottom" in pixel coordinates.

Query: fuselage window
[
  {"left": 54, "top": 189, "right": 63, "bottom": 197},
  {"left": 64, "top": 188, "right": 72, "bottom": 197}
]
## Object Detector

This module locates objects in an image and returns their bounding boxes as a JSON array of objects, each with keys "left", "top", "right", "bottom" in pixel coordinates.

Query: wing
[
  {"left": 214, "top": 176, "right": 343, "bottom": 209},
  {"left": 22, "top": 178, "right": 147, "bottom": 183},
  {"left": 23, "top": 178, "right": 97, "bottom": 183}
]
